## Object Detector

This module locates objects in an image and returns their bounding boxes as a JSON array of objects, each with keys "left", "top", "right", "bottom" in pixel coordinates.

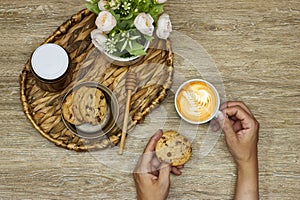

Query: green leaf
[
  {"left": 137, "top": 0, "right": 152, "bottom": 13},
  {"left": 120, "top": 13, "right": 134, "bottom": 20},
  {"left": 110, "top": 10, "right": 120, "bottom": 21},
  {"left": 144, "top": 35, "right": 154, "bottom": 42},
  {"left": 149, "top": 4, "right": 164, "bottom": 21},
  {"left": 117, "top": 19, "right": 134, "bottom": 30},
  {"left": 128, "top": 48, "right": 147, "bottom": 56},
  {"left": 126, "top": 41, "right": 147, "bottom": 56},
  {"left": 85, "top": 2, "right": 100, "bottom": 14}
]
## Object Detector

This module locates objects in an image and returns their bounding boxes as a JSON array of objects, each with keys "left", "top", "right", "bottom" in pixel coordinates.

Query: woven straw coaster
[{"left": 20, "top": 9, "right": 174, "bottom": 151}]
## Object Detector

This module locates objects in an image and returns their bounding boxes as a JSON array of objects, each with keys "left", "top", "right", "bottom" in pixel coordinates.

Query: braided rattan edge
[{"left": 20, "top": 9, "right": 174, "bottom": 151}]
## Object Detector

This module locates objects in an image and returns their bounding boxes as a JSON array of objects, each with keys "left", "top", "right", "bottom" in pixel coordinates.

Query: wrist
[
  {"left": 235, "top": 156, "right": 259, "bottom": 200},
  {"left": 236, "top": 147, "right": 258, "bottom": 171},
  {"left": 237, "top": 155, "right": 258, "bottom": 171}
]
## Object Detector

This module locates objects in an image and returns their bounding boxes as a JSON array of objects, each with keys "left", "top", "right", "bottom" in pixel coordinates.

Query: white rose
[
  {"left": 95, "top": 11, "right": 117, "bottom": 33},
  {"left": 156, "top": 13, "right": 172, "bottom": 40},
  {"left": 91, "top": 29, "right": 107, "bottom": 51},
  {"left": 134, "top": 13, "right": 154, "bottom": 36},
  {"left": 98, "top": 0, "right": 120, "bottom": 10},
  {"left": 98, "top": 0, "right": 108, "bottom": 10},
  {"left": 156, "top": 0, "right": 167, "bottom": 3}
]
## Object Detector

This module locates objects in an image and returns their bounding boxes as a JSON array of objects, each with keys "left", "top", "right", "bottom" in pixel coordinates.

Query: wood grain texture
[{"left": 0, "top": 0, "right": 299, "bottom": 199}]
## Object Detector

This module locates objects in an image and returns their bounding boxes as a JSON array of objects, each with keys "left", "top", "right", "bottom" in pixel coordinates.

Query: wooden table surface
[{"left": 1, "top": 0, "right": 299, "bottom": 199}]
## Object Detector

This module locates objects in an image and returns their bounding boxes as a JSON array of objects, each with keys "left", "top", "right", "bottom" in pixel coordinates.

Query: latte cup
[
  {"left": 175, "top": 79, "right": 220, "bottom": 124},
  {"left": 30, "top": 43, "right": 71, "bottom": 92}
]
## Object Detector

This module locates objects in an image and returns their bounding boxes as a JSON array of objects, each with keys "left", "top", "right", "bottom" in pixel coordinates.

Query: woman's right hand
[
  {"left": 215, "top": 101, "right": 259, "bottom": 167},
  {"left": 213, "top": 101, "right": 259, "bottom": 200}
]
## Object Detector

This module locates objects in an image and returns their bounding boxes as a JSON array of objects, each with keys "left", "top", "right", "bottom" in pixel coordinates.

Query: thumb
[
  {"left": 158, "top": 162, "right": 171, "bottom": 184},
  {"left": 216, "top": 111, "right": 237, "bottom": 140},
  {"left": 140, "top": 130, "right": 163, "bottom": 167}
]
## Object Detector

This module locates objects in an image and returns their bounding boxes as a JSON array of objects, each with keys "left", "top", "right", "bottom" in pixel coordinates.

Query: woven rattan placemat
[{"left": 20, "top": 9, "right": 174, "bottom": 151}]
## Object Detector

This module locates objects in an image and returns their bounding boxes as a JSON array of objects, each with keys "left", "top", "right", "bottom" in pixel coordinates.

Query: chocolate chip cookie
[
  {"left": 155, "top": 130, "right": 192, "bottom": 166},
  {"left": 78, "top": 86, "right": 107, "bottom": 125},
  {"left": 62, "top": 93, "right": 81, "bottom": 125},
  {"left": 62, "top": 86, "right": 107, "bottom": 126}
]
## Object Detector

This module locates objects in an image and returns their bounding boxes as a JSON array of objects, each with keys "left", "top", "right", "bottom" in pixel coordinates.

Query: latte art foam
[{"left": 176, "top": 81, "right": 218, "bottom": 123}]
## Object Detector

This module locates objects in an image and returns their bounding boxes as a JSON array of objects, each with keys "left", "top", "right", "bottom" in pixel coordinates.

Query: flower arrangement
[{"left": 86, "top": 0, "right": 172, "bottom": 59}]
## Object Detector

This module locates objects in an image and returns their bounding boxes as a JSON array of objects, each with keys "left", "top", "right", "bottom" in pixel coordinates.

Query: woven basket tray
[{"left": 20, "top": 9, "right": 174, "bottom": 151}]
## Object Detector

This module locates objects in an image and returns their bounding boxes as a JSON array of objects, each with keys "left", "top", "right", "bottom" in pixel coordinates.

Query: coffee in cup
[{"left": 175, "top": 79, "right": 220, "bottom": 124}]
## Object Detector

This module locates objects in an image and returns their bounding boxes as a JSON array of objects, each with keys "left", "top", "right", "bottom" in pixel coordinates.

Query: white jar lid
[{"left": 31, "top": 43, "right": 69, "bottom": 80}]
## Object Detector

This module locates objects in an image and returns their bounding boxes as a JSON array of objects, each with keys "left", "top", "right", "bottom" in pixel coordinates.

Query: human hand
[
  {"left": 212, "top": 101, "right": 259, "bottom": 199},
  {"left": 212, "top": 101, "right": 259, "bottom": 167},
  {"left": 133, "top": 130, "right": 184, "bottom": 200}
]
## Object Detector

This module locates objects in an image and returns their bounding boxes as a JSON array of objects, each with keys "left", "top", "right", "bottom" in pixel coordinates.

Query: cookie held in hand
[{"left": 155, "top": 130, "right": 192, "bottom": 166}]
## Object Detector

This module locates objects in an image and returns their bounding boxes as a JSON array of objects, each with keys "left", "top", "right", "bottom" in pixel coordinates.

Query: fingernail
[
  {"left": 216, "top": 111, "right": 224, "bottom": 120},
  {"left": 154, "top": 129, "right": 163, "bottom": 138}
]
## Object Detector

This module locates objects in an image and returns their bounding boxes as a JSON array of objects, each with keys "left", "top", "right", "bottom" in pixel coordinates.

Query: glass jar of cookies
[{"left": 61, "top": 82, "right": 119, "bottom": 139}]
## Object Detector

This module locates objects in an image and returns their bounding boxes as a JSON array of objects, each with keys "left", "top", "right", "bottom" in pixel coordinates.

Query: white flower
[
  {"left": 98, "top": 0, "right": 120, "bottom": 11},
  {"left": 95, "top": 10, "right": 117, "bottom": 33},
  {"left": 98, "top": 0, "right": 108, "bottom": 10},
  {"left": 110, "top": 0, "right": 120, "bottom": 10},
  {"left": 134, "top": 13, "right": 154, "bottom": 36},
  {"left": 156, "top": 0, "right": 167, "bottom": 3},
  {"left": 91, "top": 29, "right": 107, "bottom": 51},
  {"left": 156, "top": 13, "right": 172, "bottom": 40}
]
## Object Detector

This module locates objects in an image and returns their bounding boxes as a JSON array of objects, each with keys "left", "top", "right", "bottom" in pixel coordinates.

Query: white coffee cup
[{"left": 175, "top": 79, "right": 220, "bottom": 124}]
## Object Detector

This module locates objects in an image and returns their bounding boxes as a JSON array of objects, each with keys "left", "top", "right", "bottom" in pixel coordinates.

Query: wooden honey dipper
[{"left": 119, "top": 71, "right": 137, "bottom": 154}]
